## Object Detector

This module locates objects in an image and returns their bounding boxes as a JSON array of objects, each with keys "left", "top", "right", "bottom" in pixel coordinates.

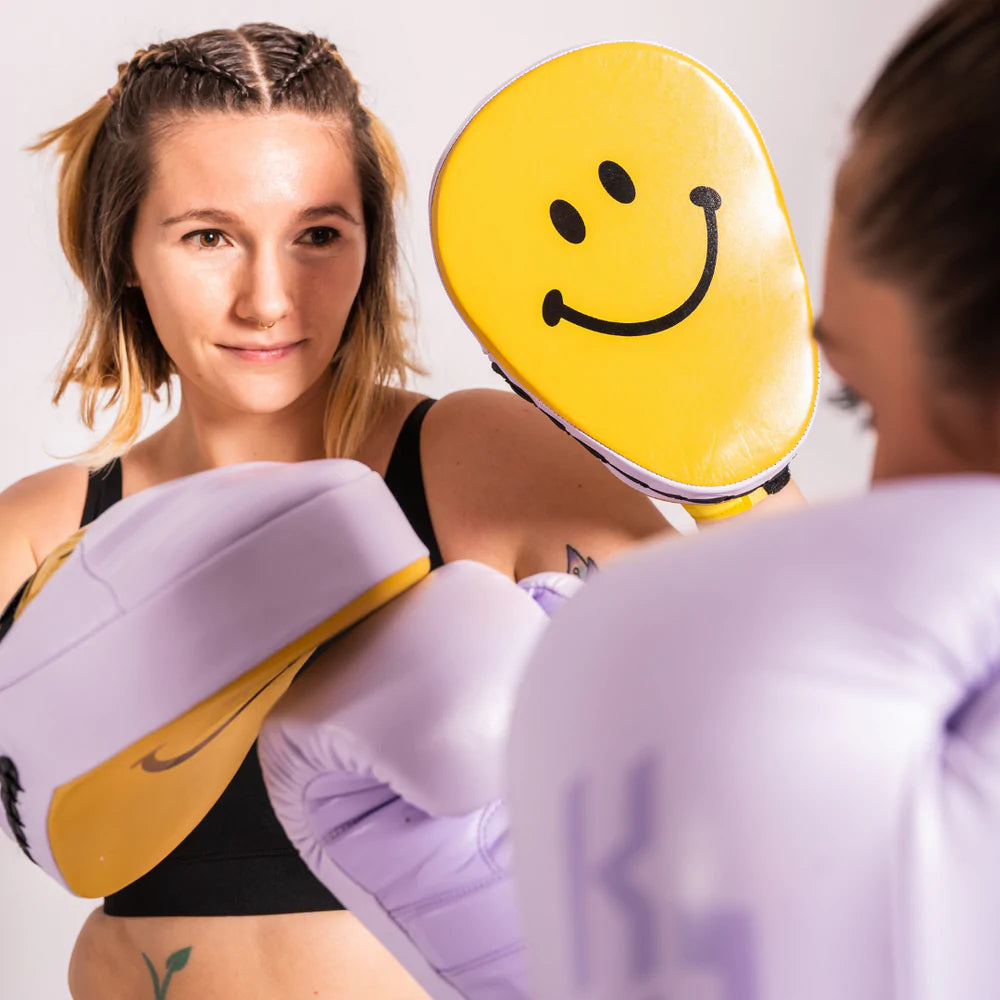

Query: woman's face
[
  {"left": 131, "top": 112, "right": 367, "bottom": 416},
  {"left": 816, "top": 160, "right": 993, "bottom": 482}
]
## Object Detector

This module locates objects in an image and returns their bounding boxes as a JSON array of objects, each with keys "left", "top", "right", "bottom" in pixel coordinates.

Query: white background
[{"left": 2, "top": 0, "right": 926, "bottom": 995}]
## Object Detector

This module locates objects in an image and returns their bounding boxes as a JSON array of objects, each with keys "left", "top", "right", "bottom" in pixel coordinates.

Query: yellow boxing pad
[{"left": 431, "top": 42, "right": 818, "bottom": 508}]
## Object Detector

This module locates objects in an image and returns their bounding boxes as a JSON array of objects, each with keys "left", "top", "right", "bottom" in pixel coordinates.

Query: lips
[{"left": 219, "top": 341, "right": 304, "bottom": 361}]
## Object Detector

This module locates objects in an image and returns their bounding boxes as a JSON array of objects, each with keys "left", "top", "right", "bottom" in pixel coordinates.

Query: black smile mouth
[{"left": 542, "top": 185, "right": 721, "bottom": 337}]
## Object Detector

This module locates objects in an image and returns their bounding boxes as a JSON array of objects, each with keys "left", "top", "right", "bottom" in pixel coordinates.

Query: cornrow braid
[
  {"left": 269, "top": 34, "right": 341, "bottom": 99},
  {"left": 112, "top": 41, "right": 253, "bottom": 106}
]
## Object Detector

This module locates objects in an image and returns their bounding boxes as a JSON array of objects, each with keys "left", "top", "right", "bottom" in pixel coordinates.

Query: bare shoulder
[
  {"left": 421, "top": 388, "right": 671, "bottom": 578},
  {"left": 425, "top": 387, "right": 570, "bottom": 457},
  {"left": 354, "top": 387, "right": 429, "bottom": 476},
  {"left": 1, "top": 463, "right": 90, "bottom": 544},
  {"left": 0, "top": 463, "right": 90, "bottom": 605}
]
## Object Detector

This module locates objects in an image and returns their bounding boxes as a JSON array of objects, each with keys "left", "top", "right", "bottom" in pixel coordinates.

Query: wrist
[{"left": 682, "top": 466, "right": 792, "bottom": 523}]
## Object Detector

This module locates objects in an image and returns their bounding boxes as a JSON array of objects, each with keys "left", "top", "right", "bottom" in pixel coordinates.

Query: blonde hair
[{"left": 31, "top": 24, "right": 421, "bottom": 466}]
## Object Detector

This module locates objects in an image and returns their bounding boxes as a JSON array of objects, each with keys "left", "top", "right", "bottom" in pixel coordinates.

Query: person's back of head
[{"left": 843, "top": 0, "right": 1000, "bottom": 399}]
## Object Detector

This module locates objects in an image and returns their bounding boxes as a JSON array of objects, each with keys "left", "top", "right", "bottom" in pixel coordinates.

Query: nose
[{"left": 235, "top": 246, "right": 292, "bottom": 329}]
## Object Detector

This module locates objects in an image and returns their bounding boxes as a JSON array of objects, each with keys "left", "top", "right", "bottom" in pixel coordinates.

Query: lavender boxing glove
[
  {"left": 516, "top": 570, "right": 584, "bottom": 616},
  {"left": 0, "top": 459, "right": 428, "bottom": 897},
  {"left": 259, "top": 564, "right": 582, "bottom": 999},
  {"left": 509, "top": 477, "right": 1000, "bottom": 1000}
]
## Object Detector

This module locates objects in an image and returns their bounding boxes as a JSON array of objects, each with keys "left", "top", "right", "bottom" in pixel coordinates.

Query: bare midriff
[{"left": 69, "top": 906, "right": 430, "bottom": 999}]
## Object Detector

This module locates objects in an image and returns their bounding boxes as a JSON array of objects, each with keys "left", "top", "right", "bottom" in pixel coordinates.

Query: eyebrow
[{"left": 160, "top": 203, "right": 362, "bottom": 227}]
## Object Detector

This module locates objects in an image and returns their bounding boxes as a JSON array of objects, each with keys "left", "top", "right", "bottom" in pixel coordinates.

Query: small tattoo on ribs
[{"left": 566, "top": 544, "right": 598, "bottom": 579}]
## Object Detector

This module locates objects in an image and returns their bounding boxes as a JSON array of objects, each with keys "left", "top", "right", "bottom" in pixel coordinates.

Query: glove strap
[{"left": 683, "top": 466, "right": 791, "bottom": 523}]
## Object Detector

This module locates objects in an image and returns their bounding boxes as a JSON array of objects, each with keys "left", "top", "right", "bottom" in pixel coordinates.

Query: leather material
[
  {"left": 260, "top": 561, "right": 551, "bottom": 998},
  {"left": 517, "top": 571, "right": 584, "bottom": 616},
  {"left": 0, "top": 459, "right": 428, "bottom": 896},
  {"left": 432, "top": 42, "right": 817, "bottom": 504},
  {"left": 509, "top": 476, "right": 1000, "bottom": 999}
]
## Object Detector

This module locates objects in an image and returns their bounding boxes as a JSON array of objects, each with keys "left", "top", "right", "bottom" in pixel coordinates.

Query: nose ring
[{"left": 258, "top": 321, "right": 276, "bottom": 330}]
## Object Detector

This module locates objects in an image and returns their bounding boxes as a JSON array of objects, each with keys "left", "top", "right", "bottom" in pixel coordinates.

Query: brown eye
[
  {"left": 197, "top": 231, "right": 222, "bottom": 248},
  {"left": 305, "top": 227, "right": 339, "bottom": 246}
]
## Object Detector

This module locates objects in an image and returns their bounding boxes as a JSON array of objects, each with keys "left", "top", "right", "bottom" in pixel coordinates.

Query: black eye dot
[
  {"left": 690, "top": 185, "right": 722, "bottom": 211},
  {"left": 598, "top": 161, "right": 636, "bottom": 204},
  {"left": 549, "top": 200, "right": 586, "bottom": 244}
]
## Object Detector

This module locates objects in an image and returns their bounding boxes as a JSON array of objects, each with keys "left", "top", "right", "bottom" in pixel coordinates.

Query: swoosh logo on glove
[{"left": 132, "top": 658, "right": 301, "bottom": 773}]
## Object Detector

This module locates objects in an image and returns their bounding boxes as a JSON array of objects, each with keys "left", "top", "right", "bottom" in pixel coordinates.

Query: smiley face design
[
  {"left": 542, "top": 178, "right": 721, "bottom": 337},
  {"left": 432, "top": 43, "right": 818, "bottom": 501}
]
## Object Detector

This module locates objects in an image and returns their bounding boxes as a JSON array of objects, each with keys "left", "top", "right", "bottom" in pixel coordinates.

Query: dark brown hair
[
  {"left": 846, "top": 0, "right": 1000, "bottom": 395},
  {"left": 32, "top": 23, "right": 419, "bottom": 463}
]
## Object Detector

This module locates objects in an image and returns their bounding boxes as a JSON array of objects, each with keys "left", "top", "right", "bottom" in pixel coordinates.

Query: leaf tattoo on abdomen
[{"left": 142, "top": 946, "right": 192, "bottom": 999}]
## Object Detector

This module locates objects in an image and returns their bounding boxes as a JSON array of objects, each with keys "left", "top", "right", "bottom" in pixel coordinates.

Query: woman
[
  {"left": 815, "top": 0, "right": 999, "bottom": 481},
  {"left": 0, "top": 23, "right": 799, "bottom": 999}
]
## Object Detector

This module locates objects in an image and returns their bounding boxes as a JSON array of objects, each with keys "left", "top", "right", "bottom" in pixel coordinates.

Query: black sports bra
[{"left": 96, "top": 397, "right": 443, "bottom": 916}]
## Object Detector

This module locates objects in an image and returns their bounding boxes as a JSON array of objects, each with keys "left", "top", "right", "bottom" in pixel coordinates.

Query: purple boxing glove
[
  {"left": 509, "top": 477, "right": 1000, "bottom": 1000},
  {"left": 260, "top": 562, "right": 581, "bottom": 998},
  {"left": 515, "top": 571, "right": 584, "bottom": 617}
]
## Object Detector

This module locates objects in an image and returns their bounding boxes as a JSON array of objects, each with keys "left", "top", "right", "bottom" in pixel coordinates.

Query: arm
[
  {"left": 0, "top": 465, "right": 92, "bottom": 612},
  {"left": 419, "top": 388, "right": 674, "bottom": 580},
  {"left": 0, "top": 492, "right": 43, "bottom": 612}
]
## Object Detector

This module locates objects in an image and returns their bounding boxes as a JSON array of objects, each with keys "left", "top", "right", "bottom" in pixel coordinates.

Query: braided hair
[{"left": 32, "top": 23, "right": 415, "bottom": 465}]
